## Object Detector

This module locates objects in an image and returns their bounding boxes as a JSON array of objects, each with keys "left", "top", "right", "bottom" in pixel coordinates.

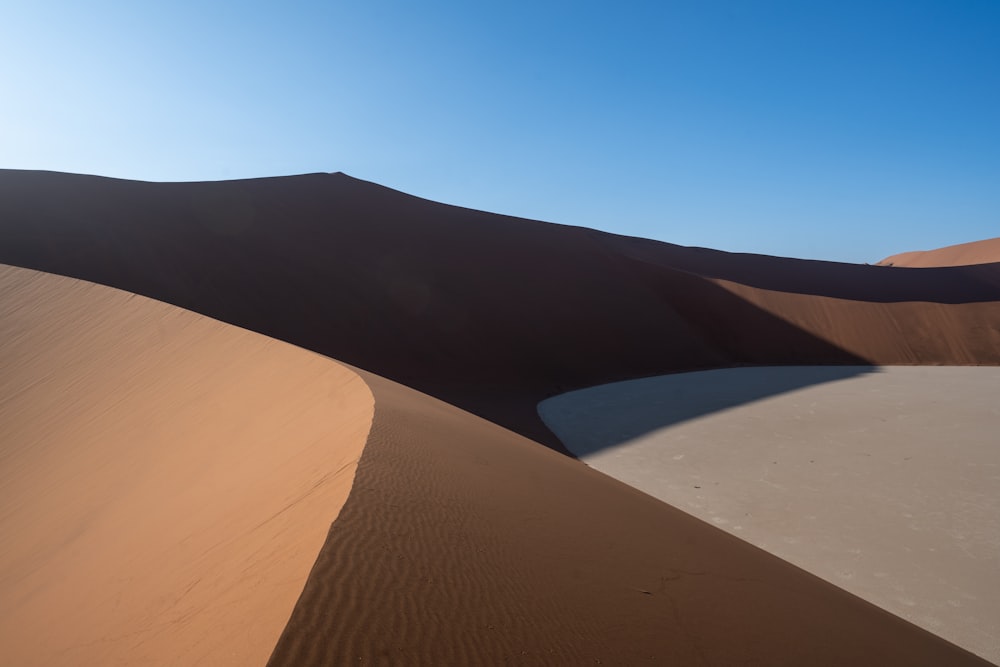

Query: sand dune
[
  {"left": 540, "top": 367, "right": 1000, "bottom": 663},
  {"left": 1, "top": 170, "right": 998, "bottom": 450},
  {"left": 712, "top": 278, "right": 1000, "bottom": 364},
  {"left": 594, "top": 233, "right": 1000, "bottom": 365},
  {"left": 0, "top": 265, "right": 373, "bottom": 666},
  {"left": 267, "top": 369, "right": 988, "bottom": 665},
  {"left": 1, "top": 170, "right": 998, "bottom": 665},
  {"left": 7, "top": 268, "right": 982, "bottom": 667},
  {"left": 878, "top": 237, "right": 1000, "bottom": 267}
]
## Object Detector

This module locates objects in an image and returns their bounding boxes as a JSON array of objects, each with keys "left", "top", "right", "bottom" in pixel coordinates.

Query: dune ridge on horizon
[
  {"left": 877, "top": 236, "right": 1000, "bottom": 268},
  {"left": 1, "top": 169, "right": 998, "bottom": 450}
]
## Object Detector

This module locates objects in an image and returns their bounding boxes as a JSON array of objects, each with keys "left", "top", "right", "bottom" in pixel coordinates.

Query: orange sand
[
  {"left": 879, "top": 237, "right": 1000, "bottom": 267},
  {"left": 0, "top": 265, "right": 372, "bottom": 666}
]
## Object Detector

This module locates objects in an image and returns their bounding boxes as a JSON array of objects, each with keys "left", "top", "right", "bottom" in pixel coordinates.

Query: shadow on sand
[
  {"left": 594, "top": 230, "right": 1000, "bottom": 305},
  {"left": 539, "top": 366, "right": 878, "bottom": 458}
]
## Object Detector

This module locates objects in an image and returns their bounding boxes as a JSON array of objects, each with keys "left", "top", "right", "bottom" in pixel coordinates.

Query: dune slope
[
  {"left": 1, "top": 170, "right": 998, "bottom": 450},
  {"left": 878, "top": 237, "right": 1000, "bottom": 267},
  {"left": 0, "top": 265, "right": 373, "bottom": 666},
  {"left": 597, "top": 233, "right": 1000, "bottom": 365},
  {"left": 2, "top": 172, "right": 998, "bottom": 665},
  {"left": 540, "top": 367, "right": 1000, "bottom": 663},
  {"left": 268, "top": 369, "right": 988, "bottom": 665}
]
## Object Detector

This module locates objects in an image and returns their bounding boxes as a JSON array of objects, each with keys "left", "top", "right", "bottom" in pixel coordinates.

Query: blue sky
[{"left": 2, "top": 1, "right": 997, "bottom": 263}]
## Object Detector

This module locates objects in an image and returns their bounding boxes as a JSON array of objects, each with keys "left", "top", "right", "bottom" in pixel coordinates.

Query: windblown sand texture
[
  {"left": 1, "top": 170, "right": 998, "bottom": 665},
  {"left": 268, "top": 369, "right": 990, "bottom": 665},
  {"left": 878, "top": 236, "right": 1000, "bottom": 267}
]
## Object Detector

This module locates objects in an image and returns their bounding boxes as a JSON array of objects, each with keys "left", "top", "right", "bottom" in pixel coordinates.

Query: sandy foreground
[
  {"left": 0, "top": 265, "right": 373, "bottom": 666},
  {"left": 540, "top": 366, "right": 1000, "bottom": 663},
  {"left": 266, "top": 366, "right": 990, "bottom": 666},
  {"left": 0, "top": 266, "right": 989, "bottom": 667}
]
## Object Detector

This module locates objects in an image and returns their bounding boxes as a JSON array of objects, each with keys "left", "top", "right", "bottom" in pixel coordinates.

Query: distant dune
[
  {"left": 1, "top": 170, "right": 998, "bottom": 665},
  {"left": 0, "top": 265, "right": 372, "bottom": 666},
  {"left": 878, "top": 236, "right": 1000, "bottom": 267}
]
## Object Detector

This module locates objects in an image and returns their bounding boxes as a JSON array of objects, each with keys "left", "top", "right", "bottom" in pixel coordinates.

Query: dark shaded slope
[
  {"left": 1, "top": 170, "right": 997, "bottom": 447},
  {"left": 596, "top": 235, "right": 1000, "bottom": 367},
  {"left": 595, "top": 231, "right": 1000, "bottom": 302}
]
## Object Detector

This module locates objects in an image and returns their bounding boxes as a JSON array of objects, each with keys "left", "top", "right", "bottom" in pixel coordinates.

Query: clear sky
[{"left": 2, "top": 1, "right": 997, "bottom": 263}]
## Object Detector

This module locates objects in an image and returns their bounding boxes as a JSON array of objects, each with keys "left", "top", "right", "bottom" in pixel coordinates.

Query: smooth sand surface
[
  {"left": 540, "top": 366, "right": 1000, "bottom": 663},
  {"left": 0, "top": 265, "right": 373, "bottom": 666},
  {"left": 879, "top": 237, "right": 1000, "bottom": 267},
  {"left": 2, "top": 170, "right": 999, "bottom": 451},
  {"left": 715, "top": 277, "right": 1000, "bottom": 364},
  {"left": 266, "top": 369, "right": 989, "bottom": 666}
]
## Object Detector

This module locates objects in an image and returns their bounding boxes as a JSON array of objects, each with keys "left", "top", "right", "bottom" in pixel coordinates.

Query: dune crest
[
  {"left": 0, "top": 265, "right": 374, "bottom": 666},
  {"left": 878, "top": 236, "right": 1000, "bottom": 267},
  {"left": 1, "top": 170, "right": 998, "bottom": 451}
]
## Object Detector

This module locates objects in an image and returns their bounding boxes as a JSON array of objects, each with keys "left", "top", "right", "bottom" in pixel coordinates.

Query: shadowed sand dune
[
  {"left": 592, "top": 231, "right": 1000, "bottom": 303},
  {"left": 540, "top": 367, "right": 1000, "bottom": 663},
  {"left": 1, "top": 170, "right": 998, "bottom": 451},
  {"left": 0, "top": 265, "right": 373, "bottom": 666},
  {"left": 878, "top": 237, "right": 1000, "bottom": 267},
  {"left": 268, "top": 369, "right": 989, "bottom": 665}
]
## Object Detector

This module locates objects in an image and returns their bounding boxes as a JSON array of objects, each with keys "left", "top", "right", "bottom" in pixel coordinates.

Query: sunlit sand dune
[
  {"left": 878, "top": 236, "right": 1000, "bottom": 267},
  {"left": 0, "top": 265, "right": 373, "bottom": 666},
  {"left": 540, "top": 366, "right": 1000, "bottom": 663}
]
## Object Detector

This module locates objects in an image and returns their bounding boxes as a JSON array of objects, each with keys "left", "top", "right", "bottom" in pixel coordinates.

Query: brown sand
[
  {"left": 878, "top": 237, "right": 1000, "bottom": 267},
  {"left": 0, "top": 265, "right": 373, "bottom": 666},
  {"left": 714, "top": 277, "right": 1000, "bottom": 364},
  {"left": 540, "top": 367, "right": 1000, "bottom": 663},
  {"left": 268, "top": 369, "right": 989, "bottom": 665},
  {"left": 2, "top": 170, "right": 998, "bottom": 451},
  {"left": 594, "top": 232, "right": 1000, "bottom": 367}
]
